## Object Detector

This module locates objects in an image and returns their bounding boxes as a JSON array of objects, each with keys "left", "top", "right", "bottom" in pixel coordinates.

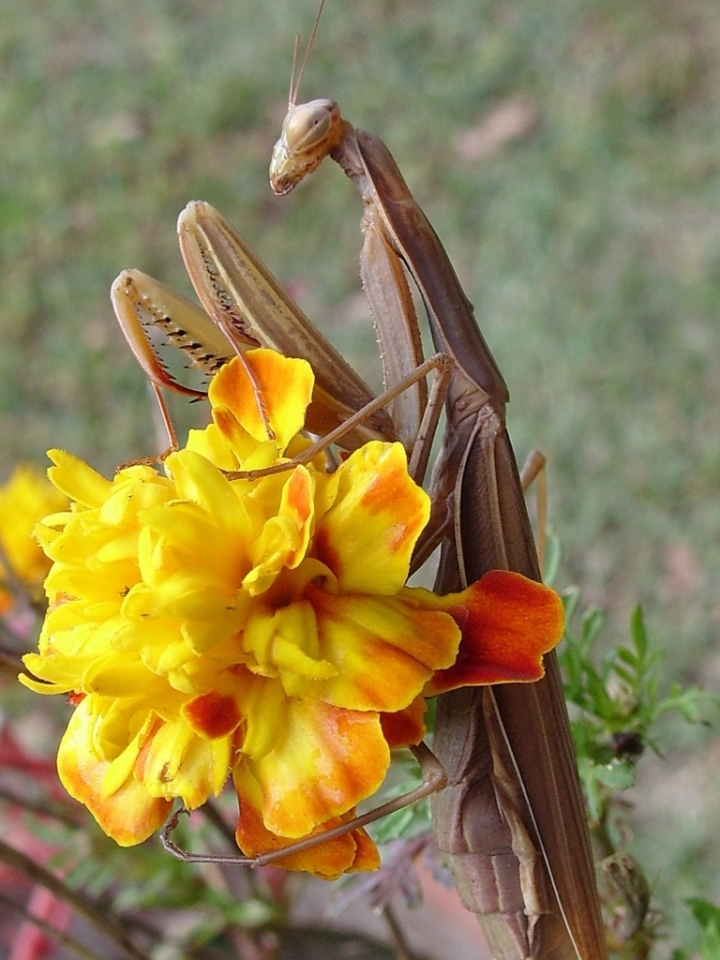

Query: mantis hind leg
[{"left": 520, "top": 450, "right": 547, "bottom": 579}]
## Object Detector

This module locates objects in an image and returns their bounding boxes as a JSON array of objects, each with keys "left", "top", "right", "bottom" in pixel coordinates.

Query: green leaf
[
  {"left": 630, "top": 605, "right": 649, "bottom": 659},
  {"left": 561, "top": 586, "right": 582, "bottom": 625},
  {"left": 701, "top": 922, "right": 720, "bottom": 960},
  {"left": 591, "top": 759, "right": 636, "bottom": 791},
  {"left": 687, "top": 898, "right": 720, "bottom": 931},
  {"left": 581, "top": 607, "right": 606, "bottom": 649},
  {"left": 543, "top": 528, "right": 563, "bottom": 586}
]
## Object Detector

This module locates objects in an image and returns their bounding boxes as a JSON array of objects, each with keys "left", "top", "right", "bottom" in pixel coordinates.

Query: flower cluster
[{"left": 21, "top": 349, "right": 563, "bottom": 878}]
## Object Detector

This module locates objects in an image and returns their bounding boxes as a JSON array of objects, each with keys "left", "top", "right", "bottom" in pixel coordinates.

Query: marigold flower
[
  {"left": 0, "top": 464, "right": 68, "bottom": 611},
  {"left": 21, "top": 349, "right": 564, "bottom": 879}
]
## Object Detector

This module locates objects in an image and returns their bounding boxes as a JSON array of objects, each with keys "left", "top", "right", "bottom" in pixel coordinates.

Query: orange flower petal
[
  {"left": 314, "top": 442, "right": 429, "bottom": 595},
  {"left": 421, "top": 570, "right": 565, "bottom": 695},
  {"left": 380, "top": 694, "right": 427, "bottom": 749},
  {"left": 57, "top": 700, "right": 171, "bottom": 846},
  {"left": 245, "top": 697, "right": 389, "bottom": 837},
  {"left": 308, "top": 585, "right": 460, "bottom": 712},
  {"left": 209, "top": 351, "right": 314, "bottom": 452},
  {"left": 233, "top": 762, "right": 379, "bottom": 879}
]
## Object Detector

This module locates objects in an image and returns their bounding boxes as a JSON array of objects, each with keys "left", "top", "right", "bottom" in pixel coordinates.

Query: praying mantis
[
  {"left": 109, "top": 14, "right": 608, "bottom": 960},
  {"left": 264, "top": 9, "right": 608, "bottom": 960}
]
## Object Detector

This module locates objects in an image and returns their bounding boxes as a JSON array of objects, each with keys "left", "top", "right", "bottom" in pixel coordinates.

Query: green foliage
[
  {"left": 559, "top": 585, "right": 716, "bottom": 825},
  {"left": 551, "top": 577, "right": 719, "bottom": 956},
  {"left": 673, "top": 900, "right": 720, "bottom": 960},
  {"left": 365, "top": 755, "right": 432, "bottom": 846}
]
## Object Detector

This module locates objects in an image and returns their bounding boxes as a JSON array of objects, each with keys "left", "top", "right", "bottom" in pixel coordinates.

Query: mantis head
[{"left": 270, "top": 98, "right": 345, "bottom": 196}]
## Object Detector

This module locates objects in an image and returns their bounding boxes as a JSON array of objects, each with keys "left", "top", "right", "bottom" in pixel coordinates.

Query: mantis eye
[{"left": 284, "top": 99, "right": 342, "bottom": 154}]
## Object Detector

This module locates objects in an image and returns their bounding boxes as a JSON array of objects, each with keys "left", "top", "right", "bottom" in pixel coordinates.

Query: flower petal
[
  {"left": 421, "top": 570, "right": 565, "bottom": 694},
  {"left": 186, "top": 422, "right": 240, "bottom": 470},
  {"left": 136, "top": 716, "right": 231, "bottom": 807},
  {"left": 233, "top": 761, "right": 379, "bottom": 879},
  {"left": 182, "top": 688, "right": 242, "bottom": 740},
  {"left": 309, "top": 585, "right": 460, "bottom": 712},
  {"left": 209, "top": 351, "right": 314, "bottom": 453},
  {"left": 243, "top": 466, "right": 315, "bottom": 596},
  {"left": 46, "top": 450, "right": 113, "bottom": 508},
  {"left": 246, "top": 697, "right": 389, "bottom": 837},
  {"left": 314, "top": 442, "right": 429, "bottom": 595},
  {"left": 380, "top": 694, "right": 428, "bottom": 749},
  {"left": 0, "top": 464, "right": 67, "bottom": 589},
  {"left": 164, "top": 449, "right": 247, "bottom": 531},
  {"left": 57, "top": 699, "right": 171, "bottom": 845}
]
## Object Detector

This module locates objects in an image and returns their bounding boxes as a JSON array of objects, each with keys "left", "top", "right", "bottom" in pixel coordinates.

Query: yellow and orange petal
[
  {"left": 242, "top": 695, "right": 390, "bottom": 838},
  {"left": 306, "top": 585, "right": 460, "bottom": 712},
  {"left": 243, "top": 465, "right": 315, "bottom": 596},
  {"left": 209, "top": 351, "right": 314, "bottom": 456},
  {"left": 233, "top": 761, "right": 380, "bottom": 880},
  {"left": 57, "top": 699, "right": 172, "bottom": 845},
  {"left": 313, "top": 442, "right": 430, "bottom": 596}
]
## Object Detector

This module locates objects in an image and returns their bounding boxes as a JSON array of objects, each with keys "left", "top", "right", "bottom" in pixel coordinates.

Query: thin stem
[
  {"left": 0, "top": 837, "right": 154, "bottom": 960},
  {"left": 383, "top": 902, "right": 418, "bottom": 960},
  {"left": 0, "top": 786, "right": 85, "bottom": 830},
  {"left": 0, "top": 891, "right": 102, "bottom": 960},
  {"left": 1, "top": 646, "right": 28, "bottom": 680}
]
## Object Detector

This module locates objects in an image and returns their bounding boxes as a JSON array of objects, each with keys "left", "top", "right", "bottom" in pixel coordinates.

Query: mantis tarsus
[{"left": 268, "top": 17, "right": 608, "bottom": 960}]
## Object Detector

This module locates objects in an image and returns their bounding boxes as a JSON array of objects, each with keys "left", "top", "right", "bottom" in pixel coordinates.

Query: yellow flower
[
  {"left": 0, "top": 464, "right": 68, "bottom": 610},
  {"left": 21, "top": 349, "right": 564, "bottom": 879}
]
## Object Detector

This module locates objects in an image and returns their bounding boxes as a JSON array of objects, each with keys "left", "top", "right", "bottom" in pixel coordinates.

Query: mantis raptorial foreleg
[
  {"left": 111, "top": 269, "right": 234, "bottom": 456},
  {"left": 112, "top": 202, "right": 453, "bottom": 484},
  {"left": 269, "top": 15, "right": 607, "bottom": 959},
  {"left": 112, "top": 203, "right": 397, "bottom": 457}
]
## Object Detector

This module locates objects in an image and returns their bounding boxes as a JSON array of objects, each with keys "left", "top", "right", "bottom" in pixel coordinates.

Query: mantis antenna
[{"left": 288, "top": 0, "right": 327, "bottom": 108}]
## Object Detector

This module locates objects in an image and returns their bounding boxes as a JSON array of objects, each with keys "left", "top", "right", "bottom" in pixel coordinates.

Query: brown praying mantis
[
  {"left": 109, "top": 14, "right": 607, "bottom": 960},
  {"left": 264, "top": 8, "right": 608, "bottom": 960}
]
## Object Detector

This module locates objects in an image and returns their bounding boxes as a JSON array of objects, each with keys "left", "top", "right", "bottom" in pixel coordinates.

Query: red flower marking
[{"left": 183, "top": 691, "right": 242, "bottom": 739}]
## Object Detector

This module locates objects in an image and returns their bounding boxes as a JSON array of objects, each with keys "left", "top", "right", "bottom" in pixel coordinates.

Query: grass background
[{"left": 2, "top": 0, "right": 719, "bottom": 947}]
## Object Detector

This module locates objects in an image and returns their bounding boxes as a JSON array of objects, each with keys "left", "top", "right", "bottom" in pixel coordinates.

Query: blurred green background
[{"left": 1, "top": 0, "right": 719, "bottom": 943}]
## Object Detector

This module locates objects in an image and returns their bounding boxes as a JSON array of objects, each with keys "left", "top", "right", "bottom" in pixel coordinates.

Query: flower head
[
  {"left": 0, "top": 465, "right": 68, "bottom": 611},
  {"left": 21, "top": 349, "right": 563, "bottom": 878}
]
